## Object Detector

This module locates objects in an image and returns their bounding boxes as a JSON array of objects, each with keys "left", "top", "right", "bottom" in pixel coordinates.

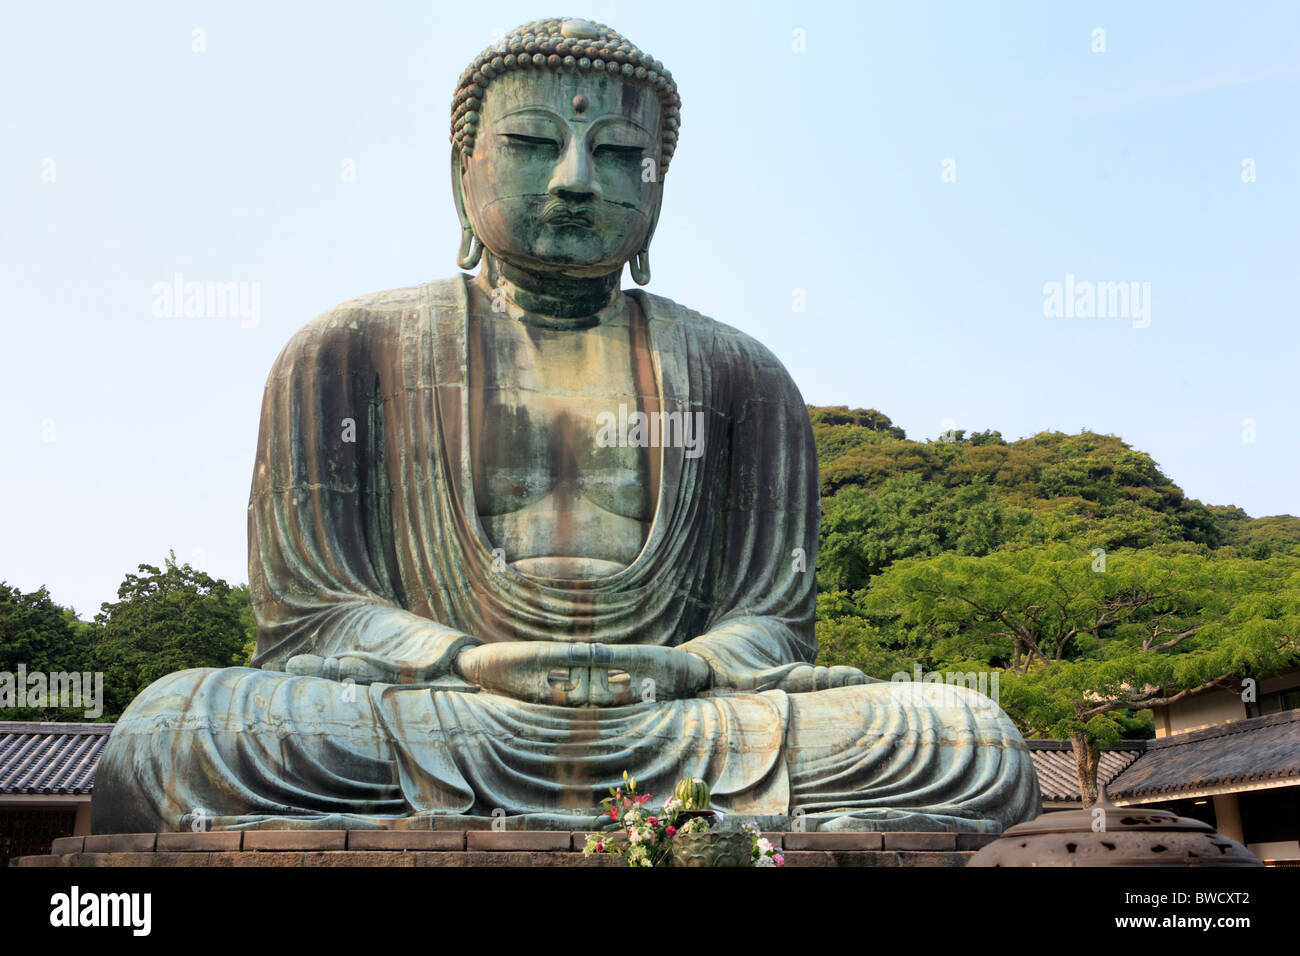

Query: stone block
[
  {"left": 780, "top": 850, "right": 832, "bottom": 867},
  {"left": 243, "top": 830, "right": 346, "bottom": 851},
  {"left": 439, "top": 851, "right": 535, "bottom": 867},
  {"left": 301, "top": 851, "right": 415, "bottom": 867},
  {"left": 466, "top": 830, "right": 571, "bottom": 851},
  {"left": 521, "top": 852, "right": 589, "bottom": 866},
  {"left": 72, "top": 852, "right": 157, "bottom": 867},
  {"left": 824, "top": 851, "right": 901, "bottom": 867},
  {"left": 346, "top": 830, "right": 465, "bottom": 851},
  {"left": 151, "top": 852, "right": 213, "bottom": 867},
  {"left": 784, "top": 832, "right": 884, "bottom": 851},
  {"left": 157, "top": 831, "right": 243, "bottom": 852},
  {"left": 882, "top": 832, "right": 958, "bottom": 851},
  {"left": 83, "top": 833, "right": 157, "bottom": 853},
  {"left": 896, "top": 850, "right": 972, "bottom": 867},
  {"left": 957, "top": 832, "right": 999, "bottom": 851},
  {"left": 210, "top": 851, "right": 305, "bottom": 867},
  {"left": 51, "top": 836, "right": 84, "bottom": 855}
]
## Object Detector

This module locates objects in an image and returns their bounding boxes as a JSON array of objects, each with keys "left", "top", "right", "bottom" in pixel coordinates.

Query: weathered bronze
[
  {"left": 90, "top": 18, "right": 1041, "bottom": 835},
  {"left": 969, "top": 790, "right": 1261, "bottom": 866}
]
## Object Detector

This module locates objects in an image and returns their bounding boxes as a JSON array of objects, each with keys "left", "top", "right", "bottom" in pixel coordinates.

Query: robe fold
[
  {"left": 90, "top": 276, "right": 1041, "bottom": 834},
  {"left": 246, "top": 275, "right": 819, "bottom": 680}
]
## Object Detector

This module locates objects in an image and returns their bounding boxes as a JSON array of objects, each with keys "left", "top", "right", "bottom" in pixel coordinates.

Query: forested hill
[{"left": 810, "top": 405, "right": 1300, "bottom": 596}]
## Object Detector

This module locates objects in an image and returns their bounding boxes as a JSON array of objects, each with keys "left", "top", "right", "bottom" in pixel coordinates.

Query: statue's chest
[{"left": 466, "top": 311, "right": 660, "bottom": 520}]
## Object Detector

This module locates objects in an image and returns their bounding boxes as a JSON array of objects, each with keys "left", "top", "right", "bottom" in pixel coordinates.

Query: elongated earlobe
[
  {"left": 629, "top": 248, "right": 651, "bottom": 286},
  {"left": 457, "top": 227, "right": 483, "bottom": 270},
  {"left": 450, "top": 145, "right": 482, "bottom": 270}
]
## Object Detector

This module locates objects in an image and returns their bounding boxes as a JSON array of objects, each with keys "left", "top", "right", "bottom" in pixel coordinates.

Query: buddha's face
[{"left": 459, "top": 69, "right": 663, "bottom": 277}]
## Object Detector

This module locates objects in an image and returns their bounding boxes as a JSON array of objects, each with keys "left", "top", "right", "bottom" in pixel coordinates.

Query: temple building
[
  {"left": 0, "top": 722, "right": 106, "bottom": 864},
  {"left": 1028, "top": 667, "right": 1300, "bottom": 865}
]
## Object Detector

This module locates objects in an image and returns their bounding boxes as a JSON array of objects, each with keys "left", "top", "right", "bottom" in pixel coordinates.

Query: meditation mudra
[{"left": 93, "top": 18, "right": 1040, "bottom": 834}]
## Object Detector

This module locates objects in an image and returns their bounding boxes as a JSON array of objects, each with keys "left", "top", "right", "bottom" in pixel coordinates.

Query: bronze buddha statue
[{"left": 91, "top": 18, "right": 1040, "bottom": 835}]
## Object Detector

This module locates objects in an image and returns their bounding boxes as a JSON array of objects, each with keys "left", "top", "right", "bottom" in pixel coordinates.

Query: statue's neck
[{"left": 477, "top": 252, "right": 622, "bottom": 330}]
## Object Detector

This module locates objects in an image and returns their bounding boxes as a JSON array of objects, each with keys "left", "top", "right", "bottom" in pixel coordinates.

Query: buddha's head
[{"left": 450, "top": 19, "right": 681, "bottom": 288}]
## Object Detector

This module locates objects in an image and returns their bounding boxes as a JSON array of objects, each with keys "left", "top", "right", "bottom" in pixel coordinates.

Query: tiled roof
[
  {"left": 1026, "top": 741, "right": 1144, "bottom": 801},
  {"left": 1108, "top": 710, "right": 1300, "bottom": 801},
  {"left": 0, "top": 722, "right": 112, "bottom": 795}
]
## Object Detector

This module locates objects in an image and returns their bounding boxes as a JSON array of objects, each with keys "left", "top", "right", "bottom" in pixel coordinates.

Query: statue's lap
[{"left": 93, "top": 665, "right": 1037, "bottom": 834}]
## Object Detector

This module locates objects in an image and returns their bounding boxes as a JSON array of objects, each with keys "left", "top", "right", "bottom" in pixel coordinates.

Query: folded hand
[{"left": 454, "top": 641, "right": 711, "bottom": 706}]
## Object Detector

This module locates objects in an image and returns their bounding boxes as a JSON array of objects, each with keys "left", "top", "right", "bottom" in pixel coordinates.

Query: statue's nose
[{"left": 548, "top": 139, "right": 602, "bottom": 204}]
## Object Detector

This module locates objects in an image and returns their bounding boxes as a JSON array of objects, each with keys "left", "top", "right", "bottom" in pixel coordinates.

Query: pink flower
[
  {"left": 648, "top": 816, "right": 659, "bottom": 827},
  {"left": 665, "top": 825, "right": 676, "bottom": 837},
  {"left": 608, "top": 805, "right": 619, "bottom": 819},
  {"left": 595, "top": 842, "right": 603, "bottom": 852},
  {"left": 773, "top": 853, "right": 785, "bottom": 867},
  {"left": 635, "top": 794, "right": 651, "bottom": 804}
]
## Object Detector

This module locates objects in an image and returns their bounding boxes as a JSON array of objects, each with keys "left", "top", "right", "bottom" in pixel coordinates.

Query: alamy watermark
[
  {"left": 888, "top": 664, "right": 1001, "bottom": 711},
  {"left": 0, "top": 664, "right": 104, "bottom": 718},
  {"left": 151, "top": 273, "right": 260, "bottom": 328},
  {"left": 50, "top": 886, "right": 151, "bottom": 936},
  {"left": 595, "top": 403, "right": 705, "bottom": 459},
  {"left": 1042, "top": 273, "right": 1151, "bottom": 328}
]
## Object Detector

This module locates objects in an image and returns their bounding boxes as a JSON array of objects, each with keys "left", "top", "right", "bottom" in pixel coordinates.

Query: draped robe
[{"left": 90, "top": 276, "right": 1041, "bottom": 834}]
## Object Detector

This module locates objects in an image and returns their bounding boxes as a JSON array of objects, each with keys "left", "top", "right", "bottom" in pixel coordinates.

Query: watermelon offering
[{"left": 673, "top": 777, "right": 711, "bottom": 810}]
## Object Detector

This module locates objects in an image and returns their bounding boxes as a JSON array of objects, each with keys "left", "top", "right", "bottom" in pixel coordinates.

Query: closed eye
[
  {"left": 500, "top": 133, "right": 560, "bottom": 149},
  {"left": 594, "top": 144, "right": 643, "bottom": 157}
]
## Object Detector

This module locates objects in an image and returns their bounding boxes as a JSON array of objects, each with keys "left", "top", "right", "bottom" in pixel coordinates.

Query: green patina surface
[{"left": 90, "top": 18, "right": 1041, "bottom": 837}]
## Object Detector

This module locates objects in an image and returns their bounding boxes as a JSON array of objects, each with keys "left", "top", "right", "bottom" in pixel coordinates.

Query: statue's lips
[
  {"left": 539, "top": 203, "right": 595, "bottom": 228},
  {"left": 543, "top": 214, "right": 594, "bottom": 227}
]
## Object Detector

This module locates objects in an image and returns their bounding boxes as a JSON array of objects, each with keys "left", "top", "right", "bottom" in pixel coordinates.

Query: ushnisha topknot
[{"left": 451, "top": 17, "right": 682, "bottom": 173}]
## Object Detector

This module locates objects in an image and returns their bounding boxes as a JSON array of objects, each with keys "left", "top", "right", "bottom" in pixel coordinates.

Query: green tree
[
  {"left": 808, "top": 405, "right": 906, "bottom": 438},
  {"left": 810, "top": 410, "right": 1226, "bottom": 551},
  {"left": 225, "top": 583, "right": 257, "bottom": 666},
  {"left": 858, "top": 546, "right": 1300, "bottom": 805},
  {"left": 0, "top": 583, "right": 97, "bottom": 720},
  {"left": 817, "top": 474, "right": 1030, "bottom": 591},
  {"left": 813, "top": 590, "right": 926, "bottom": 678},
  {"left": 1211, "top": 508, "right": 1300, "bottom": 557},
  {"left": 92, "top": 552, "right": 251, "bottom": 718}
]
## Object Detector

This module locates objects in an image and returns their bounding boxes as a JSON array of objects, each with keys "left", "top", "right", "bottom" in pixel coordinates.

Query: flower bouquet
[
  {"left": 582, "top": 771, "right": 784, "bottom": 867},
  {"left": 743, "top": 821, "right": 785, "bottom": 867}
]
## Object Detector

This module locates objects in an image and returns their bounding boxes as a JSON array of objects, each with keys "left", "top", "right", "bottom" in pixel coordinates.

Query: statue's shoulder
[
  {"left": 637, "top": 289, "right": 799, "bottom": 390},
  {"left": 273, "top": 277, "right": 464, "bottom": 367},
  {"left": 294, "top": 282, "right": 429, "bottom": 338}
]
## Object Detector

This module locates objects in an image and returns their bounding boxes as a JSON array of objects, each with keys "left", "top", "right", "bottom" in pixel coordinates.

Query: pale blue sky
[{"left": 2, "top": 1, "right": 1297, "bottom": 616}]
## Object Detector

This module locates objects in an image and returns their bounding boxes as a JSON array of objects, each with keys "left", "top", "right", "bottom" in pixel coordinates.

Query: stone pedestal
[{"left": 11, "top": 830, "right": 992, "bottom": 867}]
